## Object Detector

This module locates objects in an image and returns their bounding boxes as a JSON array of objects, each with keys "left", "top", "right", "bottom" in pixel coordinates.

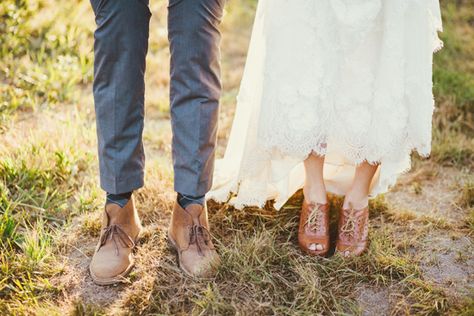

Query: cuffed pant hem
[
  {"left": 174, "top": 179, "right": 212, "bottom": 198},
  {"left": 100, "top": 171, "right": 145, "bottom": 194}
]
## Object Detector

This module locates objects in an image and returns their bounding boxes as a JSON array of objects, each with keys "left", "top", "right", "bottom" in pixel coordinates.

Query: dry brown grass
[{"left": 0, "top": 0, "right": 473, "bottom": 315}]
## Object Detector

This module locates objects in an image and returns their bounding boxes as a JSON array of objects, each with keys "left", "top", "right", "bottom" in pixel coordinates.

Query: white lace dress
[{"left": 208, "top": 0, "right": 443, "bottom": 209}]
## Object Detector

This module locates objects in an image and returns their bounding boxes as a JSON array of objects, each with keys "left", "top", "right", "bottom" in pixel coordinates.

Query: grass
[
  {"left": 84, "top": 194, "right": 450, "bottom": 315},
  {"left": 431, "top": 1, "right": 474, "bottom": 169},
  {"left": 0, "top": 0, "right": 473, "bottom": 315},
  {"left": 0, "top": 0, "right": 93, "bottom": 125},
  {"left": 0, "top": 138, "right": 98, "bottom": 313},
  {"left": 459, "top": 179, "right": 474, "bottom": 234}
]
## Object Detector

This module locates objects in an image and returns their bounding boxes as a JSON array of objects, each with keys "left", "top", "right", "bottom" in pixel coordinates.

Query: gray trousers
[{"left": 90, "top": 0, "right": 223, "bottom": 196}]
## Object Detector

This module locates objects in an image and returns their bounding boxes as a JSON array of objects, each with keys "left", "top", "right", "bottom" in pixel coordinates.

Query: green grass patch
[
  {"left": 0, "top": 141, "right": 96, "bottom": 314},
  {"left": 430, "top": 1, "right": 474, "bottom": 169},
  {"left": 0, "top": 0, "right": 93, "bottom": 121}
]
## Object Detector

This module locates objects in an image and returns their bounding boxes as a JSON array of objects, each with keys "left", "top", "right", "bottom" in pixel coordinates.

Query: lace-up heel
[
  {"left": 298, "top": 200, "right": 330, "bottom": 256},
  {"left": 336, "top": 203, "right": 369, "bottom": 257}
]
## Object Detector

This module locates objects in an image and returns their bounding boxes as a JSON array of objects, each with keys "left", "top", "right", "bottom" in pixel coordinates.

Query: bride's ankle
[
  {"left": 343, "top": 191, "right": 369, "bottom": 210},
  {"left": 303, "top": 183, "right": 328, "bottom": 204}
]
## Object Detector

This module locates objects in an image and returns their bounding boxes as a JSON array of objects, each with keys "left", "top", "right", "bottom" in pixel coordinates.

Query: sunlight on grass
[
  {"left": 0, "top": 0, "right": 93, "bottom": 122},
  {"left": 0, "top": 0, "right": 472, "bottom": 314}
]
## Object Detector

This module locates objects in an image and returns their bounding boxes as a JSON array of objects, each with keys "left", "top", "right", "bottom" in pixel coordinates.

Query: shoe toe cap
[
  {"left": 90, "top": 251, "right": 132, "bottom": 280},
  {"left": 181, "top": 249, "right": 220, "bottom": 278}
]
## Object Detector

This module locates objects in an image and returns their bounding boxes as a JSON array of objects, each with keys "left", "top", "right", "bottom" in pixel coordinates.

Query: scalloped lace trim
[{"left": 208, "top": 0, "right": 442, "bottom": 210}]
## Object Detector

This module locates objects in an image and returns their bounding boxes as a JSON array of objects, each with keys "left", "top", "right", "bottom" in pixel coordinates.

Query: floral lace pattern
[{"left": 208, "top": 0, "right": 443, "bottom": 210}]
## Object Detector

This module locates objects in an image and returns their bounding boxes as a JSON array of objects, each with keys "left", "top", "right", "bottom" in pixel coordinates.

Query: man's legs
[
  {"left": 92, "top": 0, "right": 150, "bottom": 196},
  {"left": 167, "top": 0, "right": 224, "bottom": 277},
  {"left": 89, "top": 0, "right": 150, "bottom": 285},
  {"left": 168, "top": 0, "right": 224, "bottom": 200}
]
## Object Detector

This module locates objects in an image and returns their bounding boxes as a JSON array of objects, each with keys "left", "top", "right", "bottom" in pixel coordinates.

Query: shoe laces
[
  {"left": 189, "top": 224, "right": 211, "bottom": 257},
  {"left": 340, "top": 204, "right": 365, "bottom": 239},
  {"left": 341, "top": 210, "right": 357, "bottom": 238},
  {"left": 99, "top": 224, "right": 135, "bottom": 256},
  {"left": 306, "top": 204, "right": 325, "bottom": 231}
]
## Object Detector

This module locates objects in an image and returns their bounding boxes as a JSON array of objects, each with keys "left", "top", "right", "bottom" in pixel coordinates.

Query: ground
[{"left": 0, "top": 0, "right": 473, "bottom": 315}]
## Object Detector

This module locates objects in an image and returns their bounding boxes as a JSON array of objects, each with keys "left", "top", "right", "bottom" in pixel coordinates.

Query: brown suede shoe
[
  {"left": 89, "top": 198, "right": 142, "bottom": 285},
  {"left": 336, "top": 203, "right": 369, "bottom": 257},
  {"left": 168, "top": 202, "right": 220, "bottom": 278},
  {"left": 298, "top": 200, "right": 330, "bottom": 256}
]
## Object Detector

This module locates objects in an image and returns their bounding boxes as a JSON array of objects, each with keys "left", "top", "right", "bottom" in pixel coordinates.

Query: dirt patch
[
  {"left": 52, "top": 229, "right": 126, "bottom": 311},
  {"left": 420, "top": 232, "right": 474, "bottom": 297},
  {"left": 386, "top": 166, "right": 469, "bottom": 225},
  {"left": 386, "top": 166, "right": 474, "bottom": 301},
  {"left": 356, "top": 286, "right": 391, "bottom": 316}
]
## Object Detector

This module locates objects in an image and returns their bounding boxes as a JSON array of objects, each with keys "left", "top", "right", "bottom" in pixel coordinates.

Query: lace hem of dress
[{"left": 206, "top": 1, "right": 442, "bottom": 210}]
